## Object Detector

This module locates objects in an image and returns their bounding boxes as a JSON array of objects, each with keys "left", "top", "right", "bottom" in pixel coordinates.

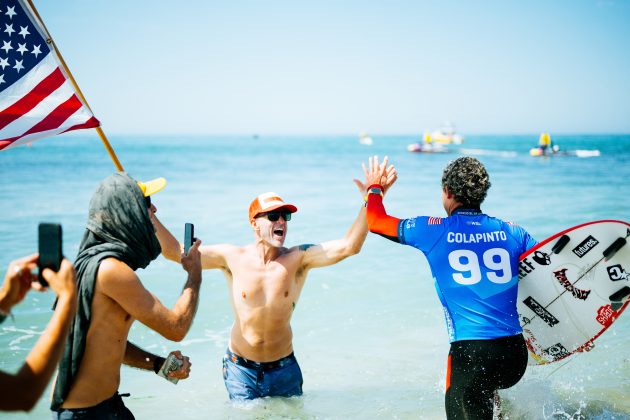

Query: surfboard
[{"left": 517, "top": 220, "right": 630, "bottom": 365}]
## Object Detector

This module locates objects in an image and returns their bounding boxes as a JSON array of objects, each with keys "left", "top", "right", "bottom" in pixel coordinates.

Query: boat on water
[
  {"left": 529, "top": 133, "right": 600, "bottom": 158},
  {"left": 359, "top": 132, "right": 373, "bottom": 145},
  {"left": 407, "top": 143, "right": 449, "bottom": 153},
  {"left": 429, "top": 122, "right": 464, "bottom": 144},
  {"left": 407, "top": 132, "right": 449, "bottom": 153}
]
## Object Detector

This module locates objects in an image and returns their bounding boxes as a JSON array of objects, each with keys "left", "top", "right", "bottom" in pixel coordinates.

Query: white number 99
[
  {"left": 449, "top": 250, "right": 481, "bottom": 284},
  {"left": 448, "top": 248, "right": 512, "bottom": 285}
]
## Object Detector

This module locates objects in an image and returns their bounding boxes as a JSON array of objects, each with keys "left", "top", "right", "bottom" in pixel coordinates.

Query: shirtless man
[
  {"left": 51, "top": 173, "right": 203, "bottom": 419},
  {"left": 152, "top": 158, "right": 396, "bottom": 400}
]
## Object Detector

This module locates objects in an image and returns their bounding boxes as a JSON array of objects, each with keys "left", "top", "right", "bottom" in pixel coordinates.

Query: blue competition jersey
[{"left": 399, "top": 208, "right": 537, "bottom": 342}]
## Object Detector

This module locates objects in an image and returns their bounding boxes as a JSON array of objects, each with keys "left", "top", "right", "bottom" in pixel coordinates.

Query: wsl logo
[{"left": 572, "top": 235, "right": 599, "bottom": 258}]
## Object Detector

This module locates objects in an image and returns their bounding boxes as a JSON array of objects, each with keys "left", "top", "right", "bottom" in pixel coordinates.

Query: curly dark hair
[{"left": 441, "top": 157, "right": 491, "bottom": 206}]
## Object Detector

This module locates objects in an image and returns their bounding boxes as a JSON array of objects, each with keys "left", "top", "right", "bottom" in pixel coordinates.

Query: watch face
[{"left": 369, "top": 187, "right": 382, "bottom": 194}]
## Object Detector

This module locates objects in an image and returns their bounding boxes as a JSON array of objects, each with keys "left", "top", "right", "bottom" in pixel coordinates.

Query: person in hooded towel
[{"left": 51, "top": 173, "right": 203, "bottom": 419}]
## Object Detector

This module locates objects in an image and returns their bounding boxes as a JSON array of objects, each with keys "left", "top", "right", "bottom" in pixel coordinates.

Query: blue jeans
[
  {"left": 223, "top": 348, "right": 303, "bottom": 400},
  {"left": 51, "top": 392, "right": 134, "bottom": 419}
]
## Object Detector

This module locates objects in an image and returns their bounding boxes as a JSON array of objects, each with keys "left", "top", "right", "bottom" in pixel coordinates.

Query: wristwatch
[
  {"left": 364, "top": 185, "right": 384, "bottom": 205},
  {"left": 368, "top": 186, "right": 383, "bottom": 196}
]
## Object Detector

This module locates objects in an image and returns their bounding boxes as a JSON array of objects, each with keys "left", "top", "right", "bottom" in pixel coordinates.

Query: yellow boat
[{"left": 429, "top": 122, "right": 464, "bottom": 144}]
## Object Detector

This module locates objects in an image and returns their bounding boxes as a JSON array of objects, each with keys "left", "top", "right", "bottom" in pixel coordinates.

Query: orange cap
[{"left": 249, "top": 192, "right": 298, "bottom": 221}]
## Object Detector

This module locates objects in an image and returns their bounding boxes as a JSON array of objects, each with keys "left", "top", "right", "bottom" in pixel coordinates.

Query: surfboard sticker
[{"left": 518, "top": 220, "right": 630, "bottom": 365}]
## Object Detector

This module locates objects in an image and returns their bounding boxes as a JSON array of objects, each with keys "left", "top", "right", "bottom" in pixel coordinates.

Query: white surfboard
[{"left": 518, "top": 220, "right": 630, "bottom": 365}]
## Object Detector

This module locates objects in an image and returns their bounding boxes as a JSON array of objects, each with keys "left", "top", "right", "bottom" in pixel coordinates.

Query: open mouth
[{"left": 273, "top": 228, "right": 285, "bottom": 237}]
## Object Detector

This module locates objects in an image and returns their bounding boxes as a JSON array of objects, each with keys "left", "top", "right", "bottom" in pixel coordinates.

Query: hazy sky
[{"left": 33, "top": 0, "right": 630, "bottom": 135}]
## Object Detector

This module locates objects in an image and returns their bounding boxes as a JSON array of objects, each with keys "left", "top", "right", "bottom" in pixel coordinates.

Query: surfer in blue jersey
[{"left": 363, "top": 156, "right": 537, "bottom": 419}]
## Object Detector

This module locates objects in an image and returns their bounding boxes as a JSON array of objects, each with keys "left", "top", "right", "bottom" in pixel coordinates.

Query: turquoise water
[{"left": 1, "top": 134, "right": 630, "bottom": 419}]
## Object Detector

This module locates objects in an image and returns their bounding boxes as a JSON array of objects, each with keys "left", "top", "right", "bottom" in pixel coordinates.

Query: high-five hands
[{"left": 353, "top": 155, "right": 398, "bottom": 195}]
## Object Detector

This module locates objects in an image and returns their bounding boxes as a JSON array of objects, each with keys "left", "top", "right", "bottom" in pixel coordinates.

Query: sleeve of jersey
[
  {"left": 366, "top": 193, "right": 401, "bottom": 243},
  {"left": 523, "top": 229, "right": 538, "bottom": 251},
  {"left": 507, "top": 223, "right": 539, "bottom": 253},
  {"left": 398, "top": 216, "right": 447, "bottom": 252}
]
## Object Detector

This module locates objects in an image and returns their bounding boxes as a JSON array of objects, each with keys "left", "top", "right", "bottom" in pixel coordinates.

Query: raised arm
[
  {"left": 0, "top": 258, "right": 77, "bottom": 412},
  {"left": 363, "top": 155, "right": 402, "bottom": 243},
  {"left": 300, "top": 156, "right": 398, "bottom": 270},
  {"left": 152, "top": 211, "right": 229, "bottom": 271},
  {"left": 300, "top": 206, "right": 368, "bottom": 270},
  {"left": 151, "top": 212, "right": 185, "bottom": 263},
  {"left": 98, "top": 240, "right": 203, "bottom": 342}
]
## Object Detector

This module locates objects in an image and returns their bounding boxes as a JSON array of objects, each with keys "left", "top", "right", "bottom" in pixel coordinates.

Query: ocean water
[{"left": 1, "top": 134, "right": 629, "bottom": 419}]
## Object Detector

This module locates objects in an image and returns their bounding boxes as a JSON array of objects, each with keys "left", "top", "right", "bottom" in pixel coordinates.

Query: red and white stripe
[{"left": 0, "top": 46, "right": 99, "bottom": 151}]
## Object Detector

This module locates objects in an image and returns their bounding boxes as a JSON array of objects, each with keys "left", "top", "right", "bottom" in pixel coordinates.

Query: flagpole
[{"left": 26, "top": 0, "right": 124, "bottom": 172}]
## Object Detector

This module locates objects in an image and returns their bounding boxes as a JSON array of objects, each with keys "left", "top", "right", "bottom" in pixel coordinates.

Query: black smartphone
[
  {"left": 184, "top": 223, "right": 194, "bottom": 256},
  {"left": 38, "top": 223, "right": 62, "bottom": 287}
]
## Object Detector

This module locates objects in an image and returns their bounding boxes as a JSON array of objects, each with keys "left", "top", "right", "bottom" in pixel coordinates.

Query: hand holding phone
[
  {"left": 38, "top": 223, "right": 63, "bottom": 287},
  {"left": 184, "top": 223, "right": 194, "bottom": 256}
]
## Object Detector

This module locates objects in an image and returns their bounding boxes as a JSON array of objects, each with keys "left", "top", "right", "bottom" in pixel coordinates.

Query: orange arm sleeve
[{"left": 366, "top": 192, "right": 401, "bottom": 242}]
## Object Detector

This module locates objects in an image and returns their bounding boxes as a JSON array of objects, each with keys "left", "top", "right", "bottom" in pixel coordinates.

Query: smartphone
[
  {"left": 38, "top": 223, "right": 62, "bottom": 287},
  {"left": 184, "top": 223, "right": 194, "bottom": 255}
]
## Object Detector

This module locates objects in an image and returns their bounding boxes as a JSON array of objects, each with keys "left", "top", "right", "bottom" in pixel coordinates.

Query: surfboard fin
[
  {"left": 609, "top": 286, "right": 630, "bottom": 311},
  {"left": 551, "top": 235, "right": 570, "bottom": 254},
  {"left": 603, "top": 237, "right": 627, "bottom": 261}
]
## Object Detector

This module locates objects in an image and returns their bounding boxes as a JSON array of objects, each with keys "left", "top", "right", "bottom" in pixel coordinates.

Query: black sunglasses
[
  {"left": 145, "top": 195, "right": 152, "bottom": 208},
  {"left": 257, "top": 211, "right": 292, "bottom": 222}
]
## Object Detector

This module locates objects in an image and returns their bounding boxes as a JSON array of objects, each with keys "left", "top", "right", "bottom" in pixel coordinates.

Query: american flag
[{"left": 0, "top": 0, "right": 99, "bottom": 151}]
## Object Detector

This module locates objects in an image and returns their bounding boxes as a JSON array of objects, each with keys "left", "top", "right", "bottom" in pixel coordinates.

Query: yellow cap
[{"left": 137, "top": 177, "right": 167, "bottom": 197}]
